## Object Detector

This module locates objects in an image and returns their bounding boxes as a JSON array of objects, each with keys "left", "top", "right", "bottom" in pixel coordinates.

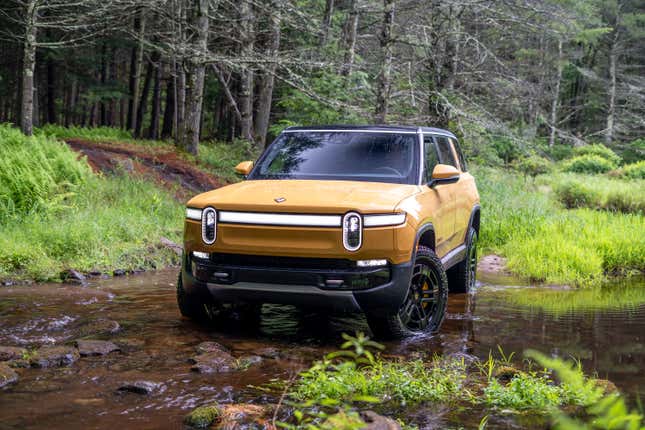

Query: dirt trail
[{"left": 65, "top": 139, "right": 223, "bottom": 200}]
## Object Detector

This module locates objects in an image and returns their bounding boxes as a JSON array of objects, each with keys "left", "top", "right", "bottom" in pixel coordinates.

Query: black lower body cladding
[{"left": 180, "top": 252, "right": 413, "bottom": 314}]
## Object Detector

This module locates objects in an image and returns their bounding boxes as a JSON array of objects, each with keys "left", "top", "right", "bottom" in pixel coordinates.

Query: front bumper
[{"left": 180, "top": 252, "right": 413, "bottom": 313}]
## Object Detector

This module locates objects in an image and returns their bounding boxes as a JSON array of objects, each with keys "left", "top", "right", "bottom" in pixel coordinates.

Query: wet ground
[{"left": 0, "top": 270, "right": 643, "bottom": 429}]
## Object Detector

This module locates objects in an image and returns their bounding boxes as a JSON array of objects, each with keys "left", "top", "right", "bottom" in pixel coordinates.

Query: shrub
[
  {"left": 553, "top": 181, "right": 601, "bottom": 209},
  {"left": 515, "top": 155, "right": 551, "bottom": 177},
  {"left": 38, "top": 124, "right": 133, "bottom": 142},
  {"left": 563, "top": 155, "right": 616, "bottom": 174},
  {"left": 617, "top": 160, "right": 645, "bottom": 180},
  {"left": 573, "top": 144, "right": 621, "bottom": 165},
  {"left": 551, "top": 174, "right": 645, "bottom": 214}
]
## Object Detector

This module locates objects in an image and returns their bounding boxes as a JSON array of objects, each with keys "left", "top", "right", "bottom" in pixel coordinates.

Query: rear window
[{"left": 249, "top": 131, "right": 419, "bottom": 184}]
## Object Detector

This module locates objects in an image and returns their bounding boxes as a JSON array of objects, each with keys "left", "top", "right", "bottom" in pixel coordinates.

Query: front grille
[{"left": 208, "top": 253, "right": 355, "bottom": 271}]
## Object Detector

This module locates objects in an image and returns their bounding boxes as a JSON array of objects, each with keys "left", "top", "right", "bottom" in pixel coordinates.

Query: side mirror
[
  {"left": 428, "top": 164, "right": 460, "bottom": 188},
  {"left": 235, "top": 161, "right": 254, "bottom": 176}
]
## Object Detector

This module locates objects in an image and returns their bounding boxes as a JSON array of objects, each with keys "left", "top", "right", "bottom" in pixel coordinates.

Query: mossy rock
[
  {"left": 595, "top": 379, "right": 619, "bottom": 395},
  {"left": 495, "top": 365, "right": 523, "bottom": 383},
  {"left": 184, "top": 403, "right": 220, "bottom": 428}
]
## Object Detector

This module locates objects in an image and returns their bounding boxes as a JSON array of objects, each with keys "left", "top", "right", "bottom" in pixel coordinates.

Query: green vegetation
[
  {"left": 477, "top": 166, "right": 644, "bottom": 286},
  {"left": 616, "top": 160, "right": 645, "bottom": 180},
  {"left": 38, "top": 124, "right": 135, "bottom": 143},
  {"left": 550, "top": 174, "right": 645, "bottom": 214},
  {"left": 183, "top": 403, "right": 220, "bottom": 428},
  {"left": 0, "top": 125, "right": 182, "bottom": 282},
  {"left": 562, "top": 154, "right": 617, "bottom": 174},
  {"left": 277, "top": 334, "right": 618, "bottom": 429},
  {"left": 572, "top": 144, "right": 622, "bottom": 165}
]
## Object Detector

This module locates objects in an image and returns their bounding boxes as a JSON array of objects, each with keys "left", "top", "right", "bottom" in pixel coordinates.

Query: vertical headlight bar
[
  {"left": 342, "top": 212, "right": 362, "bottom": 251},
  {"left": 201, "top": 207, "right": 217, "bottom": 244}
]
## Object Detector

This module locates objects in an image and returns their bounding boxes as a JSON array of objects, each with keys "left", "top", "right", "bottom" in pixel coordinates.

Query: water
[{"left": 0, "top": 270, "right": 643, "bottom": 429}]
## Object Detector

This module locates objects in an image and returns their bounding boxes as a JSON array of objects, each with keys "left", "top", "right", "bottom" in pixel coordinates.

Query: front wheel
[
  {"left": 176, "top": 272, "right": 209, "bottom": 321},
  {"left": 366, "top": 246, "right": 448, "bottom": 340}
]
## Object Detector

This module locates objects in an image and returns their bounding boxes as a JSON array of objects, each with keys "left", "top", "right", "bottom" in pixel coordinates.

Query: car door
[{"left": 416, "top": 134, "right": 456, "bottom": 258}]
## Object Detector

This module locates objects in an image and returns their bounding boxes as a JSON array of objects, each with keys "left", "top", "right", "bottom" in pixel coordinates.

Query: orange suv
[{"left": 178, "top": 126, "right": 480, "bottom": 339}]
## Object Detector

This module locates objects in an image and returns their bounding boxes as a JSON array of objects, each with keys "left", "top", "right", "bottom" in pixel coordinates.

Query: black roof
[{"left": 284, "top": 125, "right": 457, "bottom": 138}]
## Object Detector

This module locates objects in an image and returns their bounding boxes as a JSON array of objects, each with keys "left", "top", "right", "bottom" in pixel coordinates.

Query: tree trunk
[
  {"left": 46, "top": 54, "right": 56, "bottom": 124},
  {"left": 340, "top": 0, "right": 359, "bottom": 76},
  {"left": 183, "top": 0, "right": 209, "bottom": 155},
  {"left": 238, "top": 0, "right": 255, "bottom": 143},
  {"left": 21, "top": 0, "right": 38, "bottom": 136},
  {"left": 148, "top": 59, "right": 162, "bottom": 139},
  {"left": 254, "top": 4, "right": 281, "bottom": 147},
  {"left": 374, "top": 0, "right": 395, "bottom": 124},
  {"left": 549, "top": 38, "right": 563, "bottom": 147},
  {"left": 320, "top": 0, "right": 334, "bottom": 46},
  {"left": 162, "top": 70, "right": 175, "bottom": 138},
  {"left": 605, "top": 33, "right": 618, "bottom": 144},
  {"left": 127, "top": 10, "right": 146, "bottom": 132},
  {"left": 136, "top": 56, "right": 155, "bottom": 138}
]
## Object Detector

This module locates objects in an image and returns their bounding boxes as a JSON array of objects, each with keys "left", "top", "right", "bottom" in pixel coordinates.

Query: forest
[
  {"left": 0, "top": 0, "right": 643, "bottom": 158},
  {"left": 1, "top": 1, "right": 645, "bottom": 429}
]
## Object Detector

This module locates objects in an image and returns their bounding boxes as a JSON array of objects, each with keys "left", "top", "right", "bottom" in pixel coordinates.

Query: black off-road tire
[
  {"left": 366, "top": 246, "right": 448, "bottom": 340},
  {"left": 447, "top": 227, "right": 478, "bottom": 294},
  {"left": 176, "top": 272, "right": 209, "bottom": 321}
]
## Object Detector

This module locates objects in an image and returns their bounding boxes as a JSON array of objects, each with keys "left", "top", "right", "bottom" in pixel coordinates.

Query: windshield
[{"left": 249, "top": 131, "right": 419, "bottom": 184}]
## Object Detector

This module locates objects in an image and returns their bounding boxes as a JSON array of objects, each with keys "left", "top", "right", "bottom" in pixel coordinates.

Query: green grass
[
  {"left": 562, "top": 154, "right": 617, "bottom": 174},
  {"left": 0, "top": 124, "right": 183, "bottom": 281},
  {"left": 38, "top": 124, "right": 136, "bottom": 143},
  {"left": 476, "top": 167, "right": 645, "bottom": 286},
  {"left": 197, "top": 139, "right": 259, "bottom": 183},
  {"left": 548, "top": 173, "right": 645, "bottom": 214}
]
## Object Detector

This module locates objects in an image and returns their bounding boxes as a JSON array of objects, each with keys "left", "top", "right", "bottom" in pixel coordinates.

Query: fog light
[
  {"left": 356, "top": 259, "right": 387, "bottom": 267},
  {"left": 342, "top": 212, "right": 362, "bottom": 251},
  {"left": 192, "top": 251, "right": 210, "bottom": 259}
]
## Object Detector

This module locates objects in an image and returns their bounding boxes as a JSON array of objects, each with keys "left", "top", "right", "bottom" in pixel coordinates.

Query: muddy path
[
  {"left": 65, "top": 139, "right": 223, "bottom": 200},
  {"left": 0, "top": 271, "right": 644, "bottom": 429}
]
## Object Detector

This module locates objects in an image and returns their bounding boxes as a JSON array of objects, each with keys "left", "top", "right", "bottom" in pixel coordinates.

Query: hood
[{"left": 187, "top": 180, "right": 421, "bottom": 214}]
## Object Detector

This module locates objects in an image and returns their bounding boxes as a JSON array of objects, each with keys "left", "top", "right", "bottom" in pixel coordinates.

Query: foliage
[
  {"left": 38, "top": 124, "right": 134, "bottom": 142},
  {"left": 616, "top": 160, "right": 645, "bottom": 180},
  {"left": 527, "top": 351, "right": 644, "bottom": 430},
  {"left": 563, "top": 155, "right": 617, "bottom": 174},
  {"left": 0, "top": 129, "right": 183, "bottom": 282},
  {"left": 515, "top": 154, "right": 551, "bottom": 177},
  {"left": 483, "top": 372, "right": 566, "bottom": 410},
  {"left": 0, "top": 124, "right": 93, "bottom": 220},
  {"left": 550, "top": 174, "right": 645, "bottom": 214},
  {"left": 572, "top": 144, "right": 622, "bottom": 165},
  {"left": 476, "top": 166, "right": 645, "bottom": 286},
  {"left": 197, "top": 139, "right": 260, "bottom": 183}
]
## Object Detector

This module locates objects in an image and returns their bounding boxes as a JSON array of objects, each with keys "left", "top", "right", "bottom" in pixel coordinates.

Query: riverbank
[{"left": 1, "top": 125, "right": 643, "bottom": 286}]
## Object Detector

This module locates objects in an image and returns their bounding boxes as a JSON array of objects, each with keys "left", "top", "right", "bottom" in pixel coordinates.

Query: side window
[
  {"left": 423, "top": 135, "right": 439, "bottom": 183},
  {"left": 450, "top": 138, "right": 467, "bottom": 172},
  {"left": 435, "top": 136, "right": 457, "bottom": 168}
]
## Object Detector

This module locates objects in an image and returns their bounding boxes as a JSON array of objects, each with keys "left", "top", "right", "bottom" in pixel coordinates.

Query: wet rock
[
  {"left": 160, "top": 237, "right": 183, "bottom": 256},
  {"left": 76, "top": 340, "right": 120, "bottom": 356},
  {"left": 30, "top": 346, "right": 80, "bottom": 368},
  {"left": 361, "top": 411, "right": 401, "bottom": 430},
  {"left": 238, "top": 355, "right": 263, "bottom": 368},
  {"left": 595, "top": 379, "right": 619, "bottom": 394},
  {"left": 118, "top": 380, "right": 162, "bottom": 395},
  {"left": 115, "top": 338, "right": 146, "bottom": 349},
  {"left": 113, "top": 269, "right": 126, "bottom": 277},
  {"left": 184, "top": 403, "right": 221, "bottom": 428},
  {"left": 218, "top": 404, "right": 273, "bottom": 430},
  {"left": 88, "top": 270, "right": 103, "bottom": 277},
  {"left": 0, "top": 346, "right": 27, "bottom": 362},
  {"left": 60, "top": 269, "right": 87, "bottom": 284},
  {"left": 1, "top": 280, "right": 15, "bottom": 287},
  {"left": 190, "top": 351, "right": 238, "bottom": 374},
  {"left": 477, "top": 254, "right": 510, "bottom": 275},
  {"left": 8, "top": 359, "right": 30, "bottom": 368},
  {"left": 495, "top": 365, "right": 522, "bottom": 383},
  {"left": 196, "top": 341, "right": 229, "bottom": 354},
  {"left": 0, "top": 363, "right": 19, "bottom": 388},
  {"left": 76, "top": 319, "right": 121, "bottom": 337},
  {"left": 255, "top": 347, "right": 282, "bottom": 359}
]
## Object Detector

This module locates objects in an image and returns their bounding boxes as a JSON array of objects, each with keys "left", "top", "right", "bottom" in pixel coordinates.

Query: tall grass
[
  {"left": 475, "top": 167, "right": 645, "bottom": 286},
  {"left": 38, "top": 124, "right": 134, "bottom": 142},
  {"left": 0, "top": 125, "right": 182, "bottom": 281}
]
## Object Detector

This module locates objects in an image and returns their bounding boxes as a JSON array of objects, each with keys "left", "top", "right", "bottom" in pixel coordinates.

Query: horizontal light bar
[
  {"left": 356, "top": 259, "right": 387, "bottom": 267},
  {"left": 192, "top": 251, "right": 210, "bottom": 259},
  {"left": 283, "top": 129, "right": 418, "bottom": 134},
  {"left": 363, "top": 213, "right": 406, "bottom": 227},
  {"left": 219, "top": 211, "right": 341, "bottom": 227},
  {"left": 186, "top": 207, "right": 202, "bottom": 220}
]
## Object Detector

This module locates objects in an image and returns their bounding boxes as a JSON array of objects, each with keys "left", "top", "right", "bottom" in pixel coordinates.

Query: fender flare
[
  {"left": 467, "top": 204, "right": 481, "bottom": 237},
  {"left": 413, "top": 222, "right": 436, "bottom": 259}
]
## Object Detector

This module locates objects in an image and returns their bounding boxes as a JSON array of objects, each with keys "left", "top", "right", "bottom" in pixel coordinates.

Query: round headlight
[
  {"left": 342, "top": 212, "right": 362, "bottom": 251},
  {"left": 201, "top": 207, "right": 217, "bottom": 244}
]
